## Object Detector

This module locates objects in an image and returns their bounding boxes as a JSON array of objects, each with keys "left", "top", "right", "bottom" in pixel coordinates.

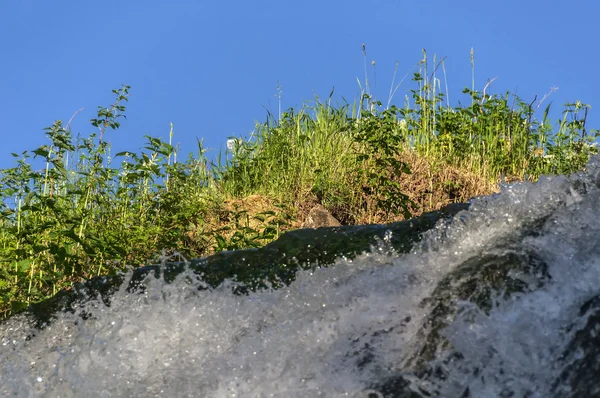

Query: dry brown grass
[
  {"left": 396, "top": 148, "right": 499, "bottom": 216},
  {"left": 214, "top": 148, "right": 501, "bottom": 229},
  {"left": 183, "top": 148, "right": 506, "bottom": 256},
  {"left": 345, "top": 148, "right": 499, "bottom": 225}
]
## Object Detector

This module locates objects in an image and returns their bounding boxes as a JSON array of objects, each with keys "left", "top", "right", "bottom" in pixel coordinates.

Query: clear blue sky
[{"left": 1, "top": 0, "right": 598, "bottom": 170}]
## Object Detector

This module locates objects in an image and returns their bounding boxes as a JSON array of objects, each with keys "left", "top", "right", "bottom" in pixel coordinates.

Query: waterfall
[{"left": 2, "top": 157, "right": 600, "bottom": 397}]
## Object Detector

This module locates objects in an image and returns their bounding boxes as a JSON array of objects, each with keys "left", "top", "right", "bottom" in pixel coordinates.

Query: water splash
[{"left": 2, "top": 158, "right": 600, "bottom": 397}]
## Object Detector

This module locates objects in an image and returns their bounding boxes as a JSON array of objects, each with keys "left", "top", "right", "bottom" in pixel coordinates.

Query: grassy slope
[{"left": 0, "top": 54, "right": 597, "bottom": 318}]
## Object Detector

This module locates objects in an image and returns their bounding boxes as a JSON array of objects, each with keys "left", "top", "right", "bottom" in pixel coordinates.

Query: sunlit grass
[{"left": 0, "top": 51, "right": 597, "bottom": 318}]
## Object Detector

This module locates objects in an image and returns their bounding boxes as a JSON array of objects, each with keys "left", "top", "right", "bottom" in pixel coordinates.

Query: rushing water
[{"left": 3, "top": 158, "right": 600, "bottom": 397}]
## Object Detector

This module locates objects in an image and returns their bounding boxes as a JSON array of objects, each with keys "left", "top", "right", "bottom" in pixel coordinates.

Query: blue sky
[{"left": 1, "top": 0, "right": 598, "bottom": 170}]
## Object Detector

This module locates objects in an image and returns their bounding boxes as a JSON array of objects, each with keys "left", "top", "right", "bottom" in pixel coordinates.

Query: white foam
[{"left": 1, "top": 157, "right": 600, "bottom": 397}]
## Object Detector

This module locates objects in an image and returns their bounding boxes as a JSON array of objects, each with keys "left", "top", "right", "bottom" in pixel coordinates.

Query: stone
[{"left": 302, "top": 204, "right": 341, "bottom": 228}]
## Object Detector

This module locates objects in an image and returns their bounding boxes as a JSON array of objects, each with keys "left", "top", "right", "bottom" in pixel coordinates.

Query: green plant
[
  {"left": 351, "top": 101, "right": 415, "bottom": 220},
  {"left": 212, "top": 205, "right": 291, "bottom": 252},
  {"left": 0, "top": 49, "right": 597, "bottom": 319},
  {"left": 393, "top": 50, "right": 599, "bottom": 182}
]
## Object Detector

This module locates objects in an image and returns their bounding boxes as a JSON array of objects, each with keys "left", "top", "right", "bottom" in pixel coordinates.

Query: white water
[{"left": 2, "top": 158, "right": 600, "bottom": 397}]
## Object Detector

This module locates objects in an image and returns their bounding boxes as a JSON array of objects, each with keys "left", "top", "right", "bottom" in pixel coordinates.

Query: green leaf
[
  {"left": 32, "top": 147, "right": 50, "bottom": 158},
  {"left": 16, "top": 259, "right": 32, "bottom": 272}
]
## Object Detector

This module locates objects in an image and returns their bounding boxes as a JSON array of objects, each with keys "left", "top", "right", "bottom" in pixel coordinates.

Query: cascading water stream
[{"left": 2, "top": 157, "right": 600, "bottom": 397}]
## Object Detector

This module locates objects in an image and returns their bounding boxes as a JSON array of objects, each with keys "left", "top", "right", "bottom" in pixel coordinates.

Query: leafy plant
[
  {"left": 212, "top": 205, "right": 291, "bottom": 252},
  {"left": 0, "top": 50, "right": 597, "bottom": 319},
  {"left": 351, "top": 101, "right": 415, "bottom": 220}
]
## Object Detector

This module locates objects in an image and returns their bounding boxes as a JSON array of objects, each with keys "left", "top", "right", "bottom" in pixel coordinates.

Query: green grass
[{"left": 0, "top": 51, "right": 597, "bottom": 318}]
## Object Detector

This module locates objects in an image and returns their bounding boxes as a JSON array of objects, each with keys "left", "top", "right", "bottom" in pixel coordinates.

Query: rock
[
  {"left": 14, "top": 202, "right": 470, "bottom": 329},
  {"left": 302, "top": 204, "right": 341, "bottom": 228},
  {"left": 552, "top": 294, "right": 600, "bottom": 396}
]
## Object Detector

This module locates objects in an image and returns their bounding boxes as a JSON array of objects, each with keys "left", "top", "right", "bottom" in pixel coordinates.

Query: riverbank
[{"left": 0, "top": 55, "right": 597, "bottom": 318}]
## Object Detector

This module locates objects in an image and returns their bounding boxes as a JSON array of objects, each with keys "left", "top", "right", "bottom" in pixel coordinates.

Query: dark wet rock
[
  {"left": 552, "top": 294, "right": 600, "bottom": 398},
  {"left": 334, "top": 246, "right": 554, "bottom": 398},
  {"left": 346, "top": 204, "right": 558, "bottom": 396},
  {"left": 411, "top": 250, "right": 551, "bottom": 371},
  {"left": 369, "top": 374, "right": 428, "bottom": 398},
  {"left": 302, "top": 204, "right": 341, "bottom": 228},
  {"left": 13, "top": 202, "right": 470, "bottom": 329}
]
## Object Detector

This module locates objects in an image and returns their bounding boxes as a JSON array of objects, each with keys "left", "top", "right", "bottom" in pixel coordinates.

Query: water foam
[{"left": 2, "top": 158, "right": 600, "bottom": 397}]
